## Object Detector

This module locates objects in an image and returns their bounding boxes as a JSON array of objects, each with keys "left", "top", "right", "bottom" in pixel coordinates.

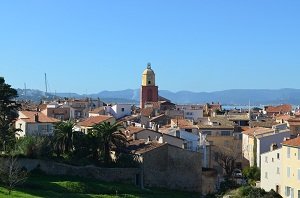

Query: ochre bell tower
[{"left": 140, "top": 63, "right": 158, "bottom": 108}]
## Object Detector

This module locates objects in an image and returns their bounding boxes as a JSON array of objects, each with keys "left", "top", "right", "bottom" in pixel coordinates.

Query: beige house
[
  {"left": 76, "top": 115, "right": 116, "bottom": 133},
  {"left": 281, "top": 137, "right": 300, "bottom": 198},
  {"left": 15, "top": 111, "right": 59, "bottom": 137}
]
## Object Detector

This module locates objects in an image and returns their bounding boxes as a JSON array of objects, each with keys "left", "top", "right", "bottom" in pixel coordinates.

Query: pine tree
[{"left": 0, "top": 77, "right": 20, "bottom": 152}]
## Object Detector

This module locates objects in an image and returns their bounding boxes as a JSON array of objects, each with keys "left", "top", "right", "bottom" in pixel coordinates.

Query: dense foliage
[{"left": 0, "top": 77, "right": 20, "bottom": 151}]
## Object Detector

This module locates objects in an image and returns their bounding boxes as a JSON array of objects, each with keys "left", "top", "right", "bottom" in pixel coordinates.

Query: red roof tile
[
  {"left": 20, "top": 111, "right": 59, "bottom": 123},
  {"left": 266, "top": 104, "right": 292, "bottom": 114},
  {"left": 78, "top": 115, "right": 113, "bottom": 127},
  {"left": 242, "top": 127, "right": 273, "bottom": 137},
  {"left": 282, "top": 137, "right": 300, "bottom": 147}
]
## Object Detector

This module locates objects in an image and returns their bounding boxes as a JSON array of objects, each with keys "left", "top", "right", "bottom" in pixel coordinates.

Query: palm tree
[
  {"left": 90, "top": 122, "right": 126, "bottom": 164},
  {"left": 53, "top": 120, "right": 75, "bottom": 156}
]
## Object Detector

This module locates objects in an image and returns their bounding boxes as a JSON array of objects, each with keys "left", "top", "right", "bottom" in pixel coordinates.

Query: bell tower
[{"left": 140, "top": 63, "right": 158, "bottom": 108}]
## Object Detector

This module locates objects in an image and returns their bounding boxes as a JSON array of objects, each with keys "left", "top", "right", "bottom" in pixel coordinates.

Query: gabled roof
[
  {"left": 242, "top": 127, "right": 273, "bottom": 137},
  {"left": 78, "top": 115, "right": 114, "bottom": 127},
  {"left": 19, "top": 111, "right": 59, "bottom": 123},
  {"left": 282, "top": 136, "right": 300, "bottom": 148}
]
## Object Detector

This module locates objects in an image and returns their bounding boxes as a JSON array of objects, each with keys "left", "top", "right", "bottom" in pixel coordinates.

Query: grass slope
[{"left": 0, "top": 173, "right": 201, "bottom": 198}]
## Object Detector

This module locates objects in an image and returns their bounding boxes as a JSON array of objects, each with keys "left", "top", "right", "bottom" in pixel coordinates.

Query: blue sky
[{"left": 1, "top": 1, "right": 299, "bottom": 94}]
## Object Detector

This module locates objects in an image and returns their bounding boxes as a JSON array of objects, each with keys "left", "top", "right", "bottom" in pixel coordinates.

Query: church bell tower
[{"left": 140, "top": 63, "right": 158, "bottom": 108}]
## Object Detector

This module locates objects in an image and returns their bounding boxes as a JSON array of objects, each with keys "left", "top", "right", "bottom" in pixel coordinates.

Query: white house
[
  {"left": 106, "top": 104, "right": 132, "bottom": 119},
  {"left": 260, "top": 145, "right": 282, "bottom": 193},
  {"left": 176, "top": 104, "right": 203, "bottom": 121},
  {"left": 15, "top": 111, "right": 59, "bottom": 137},
  {"left": 243, "top": 123, "right": 290, "bottom": 167}
]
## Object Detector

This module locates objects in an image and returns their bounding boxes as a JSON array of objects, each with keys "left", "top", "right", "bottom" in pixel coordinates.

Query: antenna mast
[{"left": 45, "top": 73, "right": 48, "bottom": 95}]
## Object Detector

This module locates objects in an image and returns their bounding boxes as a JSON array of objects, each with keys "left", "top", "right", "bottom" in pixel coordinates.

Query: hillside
[{"left": 16, "top": 88, "right": 300, "bottom": 105}]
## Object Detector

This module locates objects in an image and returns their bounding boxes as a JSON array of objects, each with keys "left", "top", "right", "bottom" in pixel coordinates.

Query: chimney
[
  {"left": 146, "top": 136, "right": 151, "bottom": 144},
  {"left": 270, "top": 143, "right": 278, "bottom": 151},
  {"left": 34, "top": 114, "right": 39, "bottom": 122},
  {"left": 158, "top": 135, "right": 164, "bottom": 143}
]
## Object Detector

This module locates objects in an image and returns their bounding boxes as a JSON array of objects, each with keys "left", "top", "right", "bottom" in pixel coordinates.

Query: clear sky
[{"left": 1, "top": 1, "right": 300, "bottom": 94}]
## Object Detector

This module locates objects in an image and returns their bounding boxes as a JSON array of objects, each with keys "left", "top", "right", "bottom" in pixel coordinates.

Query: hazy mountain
[{"left": 16, "top": 88, "right": 300, "bottom": 105}]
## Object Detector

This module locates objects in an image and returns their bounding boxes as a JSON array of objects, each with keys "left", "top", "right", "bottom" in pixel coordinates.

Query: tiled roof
[
  {"left": 266, "top": 104, "right": 292, "bottom": 113},
  {"left": 282, "top": 137, "right": 300, "bottom": 147},
  {"left": 78, "top": 115, "right": 113, "bottom": 127},
  {"left": 242, "top": 127, "right": 273, "bottom": 137},
  {"left": 171, "top": 118, "right": 198, "bottom": 129},
  {"left": 140, "top": 107, "right": 154, "bottom": 117},
  {"left": 276, "top": 114, "right": 291, "bottom": 121},
  {"left": 127, "top": 139, "right": 166, "bottom": 154},
  {"left": 124, "top": 126, "right": 145, "bottom": 136},
  {"left": 19, "top": 111, "right": 59, "bottom": 123}
]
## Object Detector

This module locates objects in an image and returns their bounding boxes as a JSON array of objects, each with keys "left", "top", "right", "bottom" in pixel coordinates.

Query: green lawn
[{"left": 0, "top": 173, "right": 201, "bottom": 198}]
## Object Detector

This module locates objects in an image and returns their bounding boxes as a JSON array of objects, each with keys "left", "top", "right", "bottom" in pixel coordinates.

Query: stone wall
[
  {"left": 202, "top": 168, "right": 218, "bottom": 195},
  {"left": 16, "top": 158, "right": 140, "bottom": 184},
  {"left": 142, "top": 144, "right": 202, "bottom": 192}
]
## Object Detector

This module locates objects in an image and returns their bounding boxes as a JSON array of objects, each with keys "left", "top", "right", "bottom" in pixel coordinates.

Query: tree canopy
[{"left": 0, "top": 77, "right": 20, "bottom": 151}]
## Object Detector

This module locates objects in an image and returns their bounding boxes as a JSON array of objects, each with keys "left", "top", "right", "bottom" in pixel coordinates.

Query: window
[
  {"left": 203, "top": 131, "right": 212, "bottom": 136},
  {"left": 148, "top": 81, "right": 151, "bottom": 84},
  {"left": 287, "top": 147, "right": 291, "bottom": 158},
  {"left": 285, "top": 186, "right": 291, "bottom": 197},
  {"left": 221, "top": 131, "right": 231, "bottom": 136},
  {"left": 121, "top": 108, "right": 125, "bottom": 112},
  {"left": 272, "top": 158, "right": 274, "bottom": 162},
  {"left": 277, "top": 167, "right": 280, "bottom": 174},
  {"left": 265, "top": 156, "right": 268, "bottom": 163},
  {"left": 277, "top": 153, "right": 280, "bottom": 160},
  {"left": 265, "top": 172, "right": 268, "bottom": 179},
  {"left": 298, "top": 169, "right": 300, "bottom": 181},
  {"left": 287, "top": 167, "right": 291, "bottom": 178},
  {"left": 298, "top": 148, "right": 300, "bottom": 160}
]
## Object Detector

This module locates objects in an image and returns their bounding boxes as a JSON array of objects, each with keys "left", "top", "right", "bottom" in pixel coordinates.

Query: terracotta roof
[
  {"left": 242, "top": 127, "right": 273, "bottom": 137},
  {"left": 78, "top": 115, "right": 113, "bottom": 127},
  {"left": 276, "top": 114, "right": 291, "bottom": 121},
  {"left": 140, "top": 107, "right": 154, "bottom": 117},
  {"left": 171, "top": 118, "right": 198, "bottom": 129},
  {"left": 127, "top": 139, "right": 166, "bottom": 154},
  {"left": 19, "top": 111, "right": 59, "bottom": 123},
  {"left": 287, "top": 117, "right": 300, "bottom": 126},
  {"left": 282, "top": 137, "right": 300, "bottom": 147},
  {"left": 124, "top": 126, "right": 145, "bottom": 136},
  {"left": 266, "top": 104, "right": 292, "bottom": 114}
]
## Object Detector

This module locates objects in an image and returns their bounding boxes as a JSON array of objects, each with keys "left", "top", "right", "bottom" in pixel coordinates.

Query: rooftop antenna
[
  {"left": 248, "top": 100, "right": 251, "bottom": 119},
  {"left": 44, "top": 73, "right": 48, "bottom": 96},
  {"left": 24, "top": 83, "right": 27, "bottom": 101}
]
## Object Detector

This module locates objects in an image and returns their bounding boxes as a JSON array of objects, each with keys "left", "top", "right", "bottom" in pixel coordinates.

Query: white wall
[
  {"left": 260, "top": 148, "right": 282, "bottom": 192},
  {"left": 257, "top": 131, "right": 290, "bottom": 167}
]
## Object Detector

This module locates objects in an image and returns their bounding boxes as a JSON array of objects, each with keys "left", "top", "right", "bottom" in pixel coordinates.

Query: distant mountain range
[{"left": 16, "top": 88, "right": 300, "bottom": 105}]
